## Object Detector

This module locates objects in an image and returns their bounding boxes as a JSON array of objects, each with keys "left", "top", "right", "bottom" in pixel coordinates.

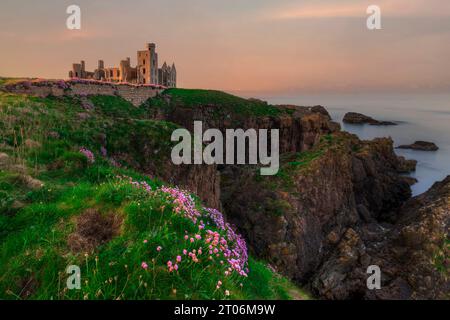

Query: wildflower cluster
[
  {"left": 56, "top": 79, "right": 70, "bottom": 90},
  {"left": 116, "top": 175, "right": 152, "bottom": 193},
  {"left": 79, "top": 147, "right": 95, "bottom": 164},
  {"left": 119, "top": 177, "right": 250, "bottom": 290},
  {"left": 205, "top": 208, "right": 248, "bottom": 273},
  {"left": 161, "top": 186, "right": 201, "bottom": 224},
  {"left": 160, "top": 187, "right": 249, "bottom": 277}
]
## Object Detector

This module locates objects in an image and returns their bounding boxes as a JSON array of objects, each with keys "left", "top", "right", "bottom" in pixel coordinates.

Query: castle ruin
[{"left": 69, "top": 43, "right": 176, "bottom": 87}]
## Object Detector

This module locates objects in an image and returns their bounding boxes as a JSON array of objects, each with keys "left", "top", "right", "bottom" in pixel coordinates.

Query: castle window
[{"left": 143, "top": 68, "right": 146, "bottom": 74}]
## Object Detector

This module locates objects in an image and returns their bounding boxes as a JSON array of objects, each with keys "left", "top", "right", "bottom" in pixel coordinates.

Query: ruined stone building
[{"left": 69, "top": 43, "right": 176, "bottom": 87}]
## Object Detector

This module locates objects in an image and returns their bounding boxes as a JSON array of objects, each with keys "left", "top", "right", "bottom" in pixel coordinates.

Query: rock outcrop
[
  {"left": 397, "top": 141, "right": 439, "bottom": 151},
  {"left": 220, "top": 133, "right": 415, "bottom": 284},
  {"left": 343, "top": 112, "right": 397, "bottom": 126},
  {"left": 312, "top": 176, "right": 450, "bottom": 299}
]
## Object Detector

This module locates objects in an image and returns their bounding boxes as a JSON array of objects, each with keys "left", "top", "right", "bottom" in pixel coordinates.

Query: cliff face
[
  {"left": 119, "top": 90, "right": 448, "bottom": 299},
  {"left": 2, "top": 85, "right": 446, "bottom": 299},
  {"left": 154, "top": 102, "right": 340, "bottom": 154},
  {"left": 220, "top": 133, "right": 413, "bottom": 283},
  {"left": 312, "top": 176, "right": 450, "bottom": 299},
  {"left": 145, "top": 93, "right": 341, "bottom": 208}
]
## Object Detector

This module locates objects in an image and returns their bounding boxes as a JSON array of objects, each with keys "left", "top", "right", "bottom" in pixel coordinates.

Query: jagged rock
[
  {"left": 343, "top": 112, "right": 397, "bottom": 126},
  {"left": 310, "top": 105, "right": 331, "bottom": 120},
  {"left": 312, "top": 176, "right": 450, "bottom": 300},
  {"left": 396, "top": 156, "right": 417, "bottom": 173},
  {"left": 221, "top": 132, "right": 412, "bottom": 283},
  {"left": 401, "top": 176, "right": 418, "bottom": 186},
  {"left": 397, "top": 141, "right": 439, "bottom": 151}
]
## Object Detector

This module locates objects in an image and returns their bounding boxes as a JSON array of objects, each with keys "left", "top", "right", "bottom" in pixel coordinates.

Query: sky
[{"left": 0, "top": 0, "right": 449, "bottom": 94}]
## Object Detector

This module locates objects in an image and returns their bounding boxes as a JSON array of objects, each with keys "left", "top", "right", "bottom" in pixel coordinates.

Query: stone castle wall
[{"left": 1, "top": 80, "right": 163, "bottom": 106}]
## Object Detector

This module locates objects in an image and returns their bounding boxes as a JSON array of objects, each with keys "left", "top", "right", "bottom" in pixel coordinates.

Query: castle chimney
[{"left": 98, "top": 60, "right": 104, "bottom": 69}]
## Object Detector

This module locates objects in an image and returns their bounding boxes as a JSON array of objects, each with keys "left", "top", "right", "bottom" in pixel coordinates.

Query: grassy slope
[
  {"left": 0, "top": 91, "right": 309, "bottom": 300},
  {"left": 145, "top": 88, "right": 287, "bottom": 118}
]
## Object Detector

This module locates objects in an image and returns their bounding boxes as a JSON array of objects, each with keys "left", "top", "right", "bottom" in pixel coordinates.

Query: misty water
[{"left": 264, "top": 93, "right": 450, "bottom": 196}]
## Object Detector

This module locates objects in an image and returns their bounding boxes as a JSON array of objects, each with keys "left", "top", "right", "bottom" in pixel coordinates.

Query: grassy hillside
[
  {"left": 145, "top": 88, "right": 286, "bottom": 117},
  {"left": 0, "top": 91, "right": 309, "bottom": 300}
]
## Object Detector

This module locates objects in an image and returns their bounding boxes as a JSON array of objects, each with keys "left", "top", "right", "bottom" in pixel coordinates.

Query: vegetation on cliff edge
[{"left": 0, "top": 91, "right": 308, "bottom": 300}]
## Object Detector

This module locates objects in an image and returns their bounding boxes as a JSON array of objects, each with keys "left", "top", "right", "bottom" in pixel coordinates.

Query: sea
[{"left": 262, "top": 93, "right": 450, "bottom": 196}]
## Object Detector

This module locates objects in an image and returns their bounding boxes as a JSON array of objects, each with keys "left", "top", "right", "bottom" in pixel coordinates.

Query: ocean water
[{"left": 264, "top": 93, "right": 450, "bottom": 196}]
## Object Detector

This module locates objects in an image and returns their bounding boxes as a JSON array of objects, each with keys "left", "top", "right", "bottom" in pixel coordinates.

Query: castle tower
[
  {"left": 137, "top": 43, "right": 159, "bottom": 85},
  {"left": 80, "top": 60, "right": 86, "bottom": 78},
  {"left": 171, "top": 63, "right": 177, "bottom": 88}
]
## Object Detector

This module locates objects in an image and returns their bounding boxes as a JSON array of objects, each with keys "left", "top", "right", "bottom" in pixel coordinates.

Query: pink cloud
[{"left": 262, "top": 0, "right": 450, "bottom": 20}]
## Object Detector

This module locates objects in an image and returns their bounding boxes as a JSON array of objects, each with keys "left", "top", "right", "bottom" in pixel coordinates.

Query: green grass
[
  {"left": 0, "top": 91, "right": 308, "bottom": 300},
  {"left": 146, "top": 88, "right": 283, "bottom": 118},
  {"left": 89, "top": 95, "right": 151, "bottom": 119}
]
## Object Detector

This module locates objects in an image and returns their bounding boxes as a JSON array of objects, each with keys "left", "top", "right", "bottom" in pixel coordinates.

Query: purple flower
[{"left": 79, "top": 147, "right": 95, "bottom": 164}]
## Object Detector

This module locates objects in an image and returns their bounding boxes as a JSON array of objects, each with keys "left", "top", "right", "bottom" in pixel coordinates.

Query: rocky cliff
[
  {"left": 143, "top": 89, "right": 448, "bottom": 299},
  {"left": 312, "top": 176, "right": 449, "bottom": 299},
  {"left": 1, "top": 85, "right": 447, "bottom": 299}
]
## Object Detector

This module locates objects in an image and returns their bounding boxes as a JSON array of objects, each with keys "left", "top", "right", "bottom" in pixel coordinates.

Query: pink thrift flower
[
  {"left": 176, "top": 256, "right": 182, "bottom": 263},
  {"left": 183, "top": 249, "right": 187, "bottom": 255},
  {"left": 156, "top": 246, "right": 162, "bottom": 252},
  {"left": 225, "top": 290, "right": 230, "bottom": 296},
  {"left": 143, "top": 240, "right": 148, "bottom": 244},
  {"left": 141, "top": 262, "right": 148, "bottom": 269}
]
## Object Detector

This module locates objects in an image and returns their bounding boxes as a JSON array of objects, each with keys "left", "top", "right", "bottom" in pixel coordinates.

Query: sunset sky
[{"left": 1, "top": 0, "right": 449, "bottom": 94}]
